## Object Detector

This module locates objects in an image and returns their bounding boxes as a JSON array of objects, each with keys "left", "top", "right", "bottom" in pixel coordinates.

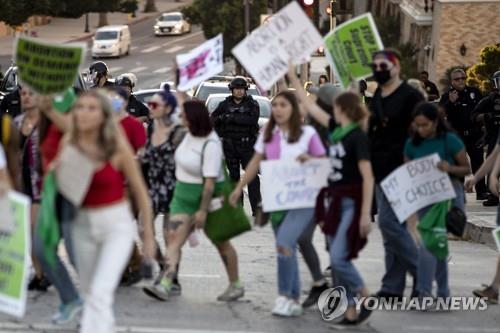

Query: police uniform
[
  {"left": 212, "top": 95, "right": 261, "bottom": 214},
  {"left": 126, "top": 94, "right": 150, "bottom": 119},
  {"left": 0, "top": 89, "right": 21, "bottom": 118}
]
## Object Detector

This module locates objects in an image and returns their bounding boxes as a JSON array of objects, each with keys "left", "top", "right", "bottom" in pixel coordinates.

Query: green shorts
[{"left": 169, "top": 181, "right": 224, "bottom": 216}]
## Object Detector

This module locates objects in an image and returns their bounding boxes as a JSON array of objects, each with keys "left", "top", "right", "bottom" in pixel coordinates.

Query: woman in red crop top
[{"left": 57, "top": 90, "right": 155, "bottom": 333}]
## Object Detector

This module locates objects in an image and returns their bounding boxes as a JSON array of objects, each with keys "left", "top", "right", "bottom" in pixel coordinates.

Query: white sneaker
[
  {"left": 289, "top": 301, "right": 303, "bottom": 317},
  {"left": 272, "top": 296, "right": 293, "bottom": 317}
]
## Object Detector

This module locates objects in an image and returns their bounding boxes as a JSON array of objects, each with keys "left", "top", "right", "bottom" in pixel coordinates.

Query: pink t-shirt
[{"left": 254, "top": 125, "right": 326, "bottom": 160}]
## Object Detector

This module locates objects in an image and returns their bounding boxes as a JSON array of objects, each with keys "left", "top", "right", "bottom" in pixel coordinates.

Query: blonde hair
[{"left": 70, "top": 90, "right": 118, "bottom": 160}]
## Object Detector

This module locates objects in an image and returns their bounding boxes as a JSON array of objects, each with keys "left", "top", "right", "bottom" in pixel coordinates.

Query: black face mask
[{"left": 373, "top": 70, "right": 392, "bottom": 85}]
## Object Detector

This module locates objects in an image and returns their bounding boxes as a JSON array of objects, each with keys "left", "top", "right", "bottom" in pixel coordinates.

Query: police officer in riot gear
[
  {"left": 440, "top": 68, "right": 485, "bottom": 200},
  {"left": 88, "top": 61, "right": 114, "bottom": 88},
  {"left": 212, "top": 77, "right": 261, "bottom": 215},
  {"left": 116, "top": 74, "right": 150, "bottom": 121},
  {"left": 472, "top": 71, "right": 500, "bottom": 206}
]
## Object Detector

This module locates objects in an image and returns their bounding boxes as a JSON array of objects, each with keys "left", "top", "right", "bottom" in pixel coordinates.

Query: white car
[
  {"left": 205, "top": 93, "right": 271, "bottom": 129},
  {"left": 92, "top": 25, "right": 131, "bottom": 58},
  {"left": 194, "top": 81, "right": 262, "bottom": 102},
  {"left": 154, "top": 12, "right": 191, "bottom": 36}
]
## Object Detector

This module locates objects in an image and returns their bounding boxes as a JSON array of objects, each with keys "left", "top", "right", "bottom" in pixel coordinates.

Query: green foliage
[
  {"left": 183, "top": 0, "right": 267, "bottom": 59},
  {"left": 0, "top": 0, "right": 50, "bottom": 27},
  {"left": 466, "top": 43, "right": 500, "bottom": 94}
]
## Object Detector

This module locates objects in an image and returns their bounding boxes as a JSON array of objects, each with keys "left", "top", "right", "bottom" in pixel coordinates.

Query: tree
[
  {"left": 467, "top": 43, "right": 500, "bottom": 94},
  {"left": 0, "top": 0, "right": 50, "bottom": 27},
  {"left": 183, "top": 0, "right": 267, "bottom": 60},
  {"left": 144, "top": 0, "right": 157, "bottom": 13}
]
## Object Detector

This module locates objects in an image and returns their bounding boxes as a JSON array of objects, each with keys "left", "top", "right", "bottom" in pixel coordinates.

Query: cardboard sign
[
  {"left": 493, "top": 227, "right": 500, "bottom": 253},
  {"left": 176, "top": 34, "right": 224, "bottom": 92},
  {"left": 324, "top": 13, "right": 383, "bottom": 88},
  {"left": 260, "top": 158, "right": 330, "bottom": 212},
  {"left": 381, "top": 154, "right": 457, "bottom": 223},
  {"left": 0, "top": 192, "right": 30, "bottom": 318},
  {"left": 232, "top": 1, "right": 323, "bottom": 90},
  {"left": 15, "top": 37, "right": 85, "bottom": 94}
]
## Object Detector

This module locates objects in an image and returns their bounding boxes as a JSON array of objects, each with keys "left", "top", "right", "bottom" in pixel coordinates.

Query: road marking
[
  {"left": 141, "top": 45, "right": 162, "bottom": 53},
  {"left": 164, "top": 45, "right": 184, "bottom": 53},
  {"left": 108, "top": 66, "right": 124, "bottom": 73},
  {"left": 153, "top": 67, "right": 172, "bottom": 74},
  {"left": 129, "top": 66, "right": 148, "bottom": 73},
  {"left": 161, "top": 31, "right": 203, "bottom": 48}
]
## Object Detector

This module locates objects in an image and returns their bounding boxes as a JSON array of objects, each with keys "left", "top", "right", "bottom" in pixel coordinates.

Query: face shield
[{"left": 494, "top": 76, "right": 500, "bottom": 90}]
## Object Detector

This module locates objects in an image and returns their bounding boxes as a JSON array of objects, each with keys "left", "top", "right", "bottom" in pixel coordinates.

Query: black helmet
[
  {"left": 493, "top": 71, "right": 500, "bottom": 89},
  {"left": 116, "top": 75, "right": 134, "bottom": 88},
  {"left": 89, "top": 61, "right": 108, "bottom": 76},
  {"left": 228, "top": 77, "right": 249, "bottom": 90}
]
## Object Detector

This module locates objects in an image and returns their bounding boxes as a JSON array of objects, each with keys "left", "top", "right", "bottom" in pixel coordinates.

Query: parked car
[
  {"left": 205, "top": 93, "right": 271, "bottom": 129},
  {"left": 0, "top": 66, "right": 87, "bottom": 103},
  {"left": 194, "top": 81, "right": 261, "bottom": 102},
  {"left": 154, "top": 12, "right": 191, "bottom": 36},
  {"left": 92, "top": 25, "right": 131, "bottom": 58}
]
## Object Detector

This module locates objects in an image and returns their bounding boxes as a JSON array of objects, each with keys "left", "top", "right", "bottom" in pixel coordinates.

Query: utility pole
[
  {"left": 244, "top": 0, "right": 251, "bottom": 35},
  {"left": 329, "top": 0, "right": 336, "bottom": 83},
  {"left": 84, "top": 13, "right": 90, "bottom": 33}
]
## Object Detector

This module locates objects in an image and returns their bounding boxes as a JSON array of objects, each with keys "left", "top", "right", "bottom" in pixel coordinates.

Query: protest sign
[
  {"left": 381, "top": 154, "right": 457, "bottom": 223},
  {"left": 176, "top": 34, "right": 223, "bottom": 92},
  {"left": 0, "top": 192, "right": 30, "bottom": 317},
  {"left": 232, "top": 1, "right": 323, "bottom": 90},
  {"left": 15, "top": 37, "right": 85, "bottom": 94},
  {"left": 493, "top": 227, "right": 500, "bottom": 252},
  {"left": 260, "top": 158, "right": 330, "bottom": 212},
  {"left": 324, "top": 13, "right": 383, "bottom": 88}
]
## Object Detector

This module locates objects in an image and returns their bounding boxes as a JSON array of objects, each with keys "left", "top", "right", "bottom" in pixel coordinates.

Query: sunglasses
[
  {"left": 147, "top": 101, "right": 163, "bottom": 109},
  {"left": 452, "top": 76, "right": 466, "bottom": 81},
  {"left": 370, "top": 61, "right": 393, "bottom": 71}
]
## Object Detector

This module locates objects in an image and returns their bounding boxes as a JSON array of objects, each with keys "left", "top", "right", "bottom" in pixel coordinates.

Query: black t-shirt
[
  {"left": 327, "top": 126, "right": 370, "bottom": 186},
  {"left": 369, "top": 82, "right": 424, "bottom": 182}
]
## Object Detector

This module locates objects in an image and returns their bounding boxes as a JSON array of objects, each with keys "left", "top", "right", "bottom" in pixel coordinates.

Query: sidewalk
[
  {"left": 465, "top": 193, "right": 498, "bottom": 249},
  {"left": 0, "top": 0, "right": 193, "bottom": 57}
]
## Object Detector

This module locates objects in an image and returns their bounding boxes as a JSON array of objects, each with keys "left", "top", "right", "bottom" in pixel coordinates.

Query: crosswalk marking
[
  {"left": 153, "top": 67, "right": 171, "bottom": 74},
  {"left": 108, "top": 66, "right": 123, "bottom": 73},
  {"left": 129, "top": 66, "right": 148, "bottom": 73},
  {"left": 164, "top": 45, "right": 184, "bottom": 54},
  {"left": 141, "top": 45, "right": 162, "bottom": 53}
]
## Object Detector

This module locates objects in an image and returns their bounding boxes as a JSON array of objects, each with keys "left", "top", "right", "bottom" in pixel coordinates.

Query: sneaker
[
  {"left": 302, "top": 282, "right": 329, "bottom": 308},
  {"left": 271, "top": 296, "right": 293, "bottom": 317},
  {"left": 52, "top": 299, "right": 83, "bottom": 325},
  {"left": 473, "top": 285, "right": 498, "bottom": 304},
  {"left": 289, "top": 301, "right": 303, "bottom": 317},
  {"left": 476, "top": 193, "right": 489, "bottom": 201},
  {"left": 142, "top": 279, "right": 171, "bottom": 301},
  {"left": 482, "top": 196, "right": 499, "bottom": 207},
  {"left": 329, "top": 317, "right": 358, "bottom": 328},
  {"left": 216, "top": 284, "right": 245, "bottom": 302},
  {"left": 170, "top": 280, "right": 182, "bottom": 296},
  {"left": 356, "top": 300, "right": 373, "bottom": 324},
  {"left": 28, "top": 276, "right": 52, "bottom": 292}
]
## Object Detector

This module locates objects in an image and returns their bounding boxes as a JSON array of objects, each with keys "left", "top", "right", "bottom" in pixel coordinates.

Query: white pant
[{"left": 72, "top": 202, "right": 136, "bottom": 333}]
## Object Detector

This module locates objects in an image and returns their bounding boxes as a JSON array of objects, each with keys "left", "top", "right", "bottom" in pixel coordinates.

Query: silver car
[{"left": 154, "top": 12, "right": 191, "bottom": 36}]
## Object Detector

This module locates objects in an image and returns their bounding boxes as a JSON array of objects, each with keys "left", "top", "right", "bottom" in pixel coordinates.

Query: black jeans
[{"left": 222, "top": 137, "right": 261, "bottom": 215}]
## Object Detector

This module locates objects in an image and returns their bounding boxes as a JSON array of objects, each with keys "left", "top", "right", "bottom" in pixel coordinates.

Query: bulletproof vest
[{"left": 223, "top": 97, "right": 259, "bottom": 138}]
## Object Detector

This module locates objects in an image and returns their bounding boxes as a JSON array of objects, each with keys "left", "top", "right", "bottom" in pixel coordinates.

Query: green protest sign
[
  {"left": 493, "top": 226, "right": 500, "bottom": 252},
  {"left": 0, "top": 192, "right": 30, "bottom": 318},
  {"left": 324, "top": 13, "right": 384, "bottom": 88},
  {"left": 15, "top": 37, "right": 85, "bottom": 94}
]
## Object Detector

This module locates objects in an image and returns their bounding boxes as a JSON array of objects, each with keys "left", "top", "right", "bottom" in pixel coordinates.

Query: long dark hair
[
  {"left": 264, "top": 91, "right": 302, "bottom": 144},
  {"left": 183, "top": 101, "right": 212, "bottom": 137},
  {"left": 411, "top": 102, "right": 450, "bottom": 146}
]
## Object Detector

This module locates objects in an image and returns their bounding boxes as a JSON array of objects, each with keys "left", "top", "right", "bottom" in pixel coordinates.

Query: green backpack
[{"left": 417, "top": 200, "right": 450, "bottom": 260}]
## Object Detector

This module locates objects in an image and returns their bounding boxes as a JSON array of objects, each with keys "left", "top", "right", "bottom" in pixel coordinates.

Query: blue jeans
[
  {"left": 328, "top": 198, "right": 364, "bottom": 305},
  {"left": 34, "top": 196, "right": 80, "bottom": 305},
  {"left": 416, "top": 182, "right": 465, "bottom": 297},
  {"left": 376, "top": 185, "right": 418, "bottom": 295},
  {"left": 274, "top": 208, "right": 315, "bottom": 300}
]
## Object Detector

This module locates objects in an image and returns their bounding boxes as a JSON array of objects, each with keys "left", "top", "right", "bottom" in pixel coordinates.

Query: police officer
[
  {"left": 440, "top": 68, "right": 486, "bottom": 201},
  {"left": 472, "top": 71, "right": 500, "bottom": 206},
  {"left": 88, "top": 61, "right": 114, "bottom": 88},
  {"left": 0, "top": 85, "right": 22, "bottom": 118},
  {"left": 212, "top": 77, "right": 261, "bottom": 215},
  {"left": 116, "top": 74, "right": 150, "bottom": 122}
]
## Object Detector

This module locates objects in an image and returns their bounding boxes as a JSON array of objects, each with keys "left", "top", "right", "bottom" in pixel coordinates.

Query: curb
[{"left": 463, "top": 218, "right": 496, "bottom": 250}]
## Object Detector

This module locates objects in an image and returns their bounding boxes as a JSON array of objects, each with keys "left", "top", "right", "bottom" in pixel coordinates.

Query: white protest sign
[
  {"left": 260, "top": 158, "right": 330, "bottom": 212},
  {"left": 381, "top": 154, "right": 457, "bottom": 223},
  {"left": 176, "top": 34, "right": 223, "bottom": 92},
  {"left": 0, "top": 192, "right": 30, "bottom": 318},
  {"left": 232, "top": 1, "right": 323, "bottom": 90}
]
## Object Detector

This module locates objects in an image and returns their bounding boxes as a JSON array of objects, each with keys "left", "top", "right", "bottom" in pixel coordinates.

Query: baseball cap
[{"left": 309, "top": 84, "right": 343, "bottom": 107}]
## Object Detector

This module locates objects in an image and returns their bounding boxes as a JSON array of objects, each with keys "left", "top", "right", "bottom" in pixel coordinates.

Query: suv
[
  {"left": 193, "top": 80, "right": 261, "bottom": 102},
  {"left": 0, "top": 66, "right": 87, "bottom": 103}
]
